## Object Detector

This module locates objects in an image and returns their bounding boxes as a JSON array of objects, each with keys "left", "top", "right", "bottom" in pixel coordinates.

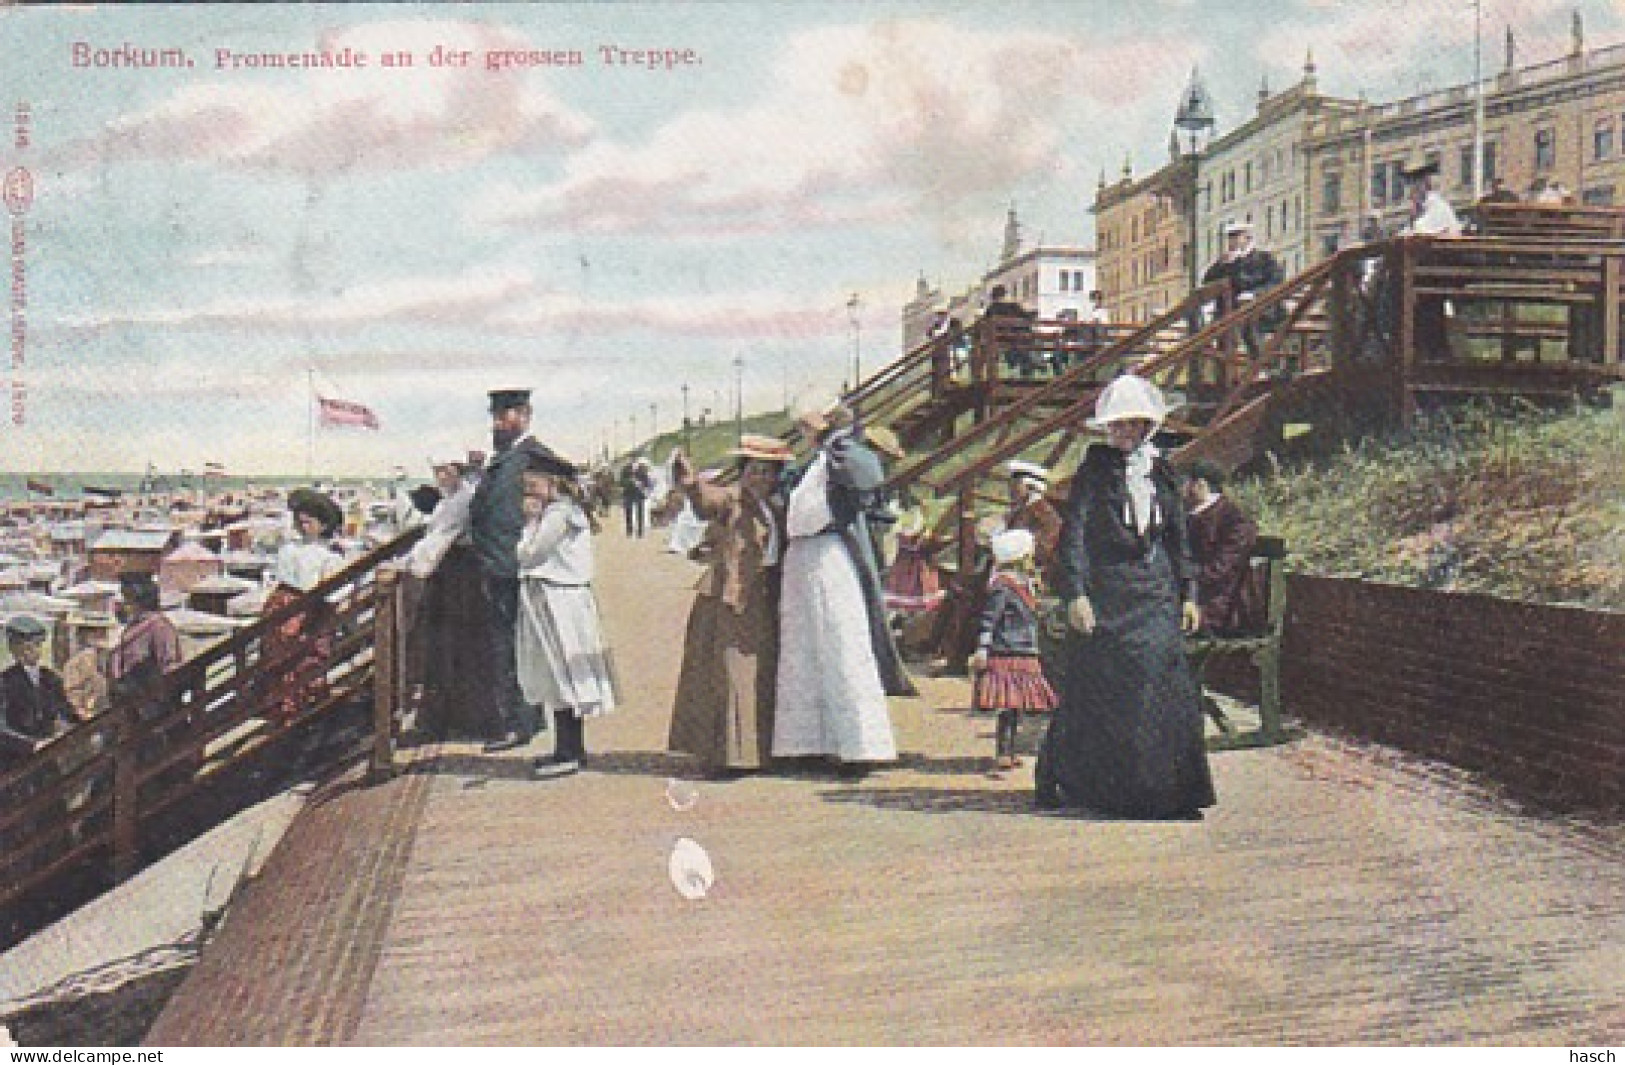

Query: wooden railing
[{"left": 0, "top": 527, "right": 423, "bottom": 914}]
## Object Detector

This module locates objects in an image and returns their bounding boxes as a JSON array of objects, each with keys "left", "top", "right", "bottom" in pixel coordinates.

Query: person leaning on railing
[
  {"left": 259, "top": 489, "right": 345, "bottom": 726},
  {"left": 108, "top": 573, "right": 183, "bottom": 725},
  {"left": 0, "top": 615, "right": 73, "bottom": 769}
]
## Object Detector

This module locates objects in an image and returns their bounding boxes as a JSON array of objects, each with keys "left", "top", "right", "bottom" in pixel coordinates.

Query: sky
[{"left": 2, "top": 0, "right": 1618, "bottom": 475}]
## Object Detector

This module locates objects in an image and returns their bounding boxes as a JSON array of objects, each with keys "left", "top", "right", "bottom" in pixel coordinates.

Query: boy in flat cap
[
  {"left": 1, "top": 615, "right": 73, "bottom": 763},
  {"left": 469, "top": 388, "right": 576, "bottom": 752}
]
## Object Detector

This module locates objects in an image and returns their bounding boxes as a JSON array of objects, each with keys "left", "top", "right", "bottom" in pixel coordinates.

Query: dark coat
[
  {"left": 978, "top": 574, "right": 1042, "bottom": 657},
  {"left": 1038, "top": 443, "right": 1214, "bottom": 818},
  {"left": 469, "top": 435, "right": 569, "bottom": 580},
  {"left": 1, "top": 664, "right": 72, "bottom": 758},
  {"left": 1188, "top": 494, "right": 1260, "bottom": 635},
  {"left": 1205, "top": 246, "right": 1283, "bottom": 297},
  {"left": 825, "top": 431, "right": 917, "bottom": 698}
]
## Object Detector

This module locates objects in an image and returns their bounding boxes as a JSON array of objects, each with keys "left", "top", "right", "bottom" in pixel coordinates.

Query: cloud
[
  {"left": 48, "top": 20, "right": 595, "bottom": 178},
  {"left": 41, "top": 263, "right": 905, "bottom": 344},
  {"left": 473, "top": 18, "right": 1201, "bottom": 238},
  {"left": 46, "top": 267, "right": 536, "bottom": 335}
]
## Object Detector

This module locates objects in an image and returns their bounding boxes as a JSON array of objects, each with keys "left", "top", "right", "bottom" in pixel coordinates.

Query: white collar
[{"left": 1191, "top": 494, "right": 1222, "bottom": 516}]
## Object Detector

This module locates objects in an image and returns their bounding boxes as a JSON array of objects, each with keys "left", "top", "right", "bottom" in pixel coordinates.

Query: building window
[
  {"left": 1319, "top": 173, "right": 1345, "bottom": 216},
  {"left": 1074, "top": 270, "right": 1085, "bottom": 291},
  {"left": 1371, "top": 166, "right": 1387, "bottom": 208},
  {"left": 1583, "top": 185, "right": 1615, "bottom": 206},
  {"left": 1535, "top": 127, "right": 1556, "bottom": 171},
  {"left": 1389, "top": 161, "right": 1405, "bottom": 201},
  {"left": 1459, "top": 144, "right": 1475, "bottom": 187},
  {"left": 1282, "top": 197, "right": 1291, "bottom": 234},
  {"left": 1595, "top": 119, "right": 1614, "bottom": 161},
  {"left": 1244, "top": 161, "right": 1253, "bottom": 194}
]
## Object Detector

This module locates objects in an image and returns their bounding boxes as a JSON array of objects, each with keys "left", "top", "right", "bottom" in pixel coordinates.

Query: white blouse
[
  {"left": 406, "top": 479, "right": 474, "bottom": 579},
  {"left": 274, "top": 539, "right": 343, "bottom": 592},
  {"left": 786, "top": 452, "right": 834, "bottom": 540},
  {"left": 517, "top": 501, "right": 594, "bottom": 586}
]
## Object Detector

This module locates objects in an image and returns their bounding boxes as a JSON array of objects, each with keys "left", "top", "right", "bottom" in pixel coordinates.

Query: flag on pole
[{"left": 317, "top": 396, "right": 380, "bottom": 430}]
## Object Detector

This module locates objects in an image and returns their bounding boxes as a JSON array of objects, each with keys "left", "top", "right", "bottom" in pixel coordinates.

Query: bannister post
[
  {"left": 110, "top": 699, "right": 140, "bottom": 883},
  {"left": 1604, "top": 253, "right": 1621, "bottom": 365},
  {"left": 956, "top": 485, "right": 976, "bottom": 593},
  {"left": 370, "top": 565, "right": 400, "bottom": 782},
  {"left": 1398, "top": 239, "right": 1418, "bottom": 428}
]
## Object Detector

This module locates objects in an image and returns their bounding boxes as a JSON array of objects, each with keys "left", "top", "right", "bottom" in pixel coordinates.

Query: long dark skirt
[
  {"left": 1036, "top": 550, "right": 1216, "bottom": 819},
  {"left": 416, "top": 544, "right": 502, "bottom": 739},
  {"left": 668, "top": 587, "right": 777, "bottom": 772}
]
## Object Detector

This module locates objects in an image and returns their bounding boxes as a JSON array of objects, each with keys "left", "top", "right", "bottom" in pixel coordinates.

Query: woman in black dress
[{"left": 1036, "top": 375, "right": 1216, "bottom": 820}]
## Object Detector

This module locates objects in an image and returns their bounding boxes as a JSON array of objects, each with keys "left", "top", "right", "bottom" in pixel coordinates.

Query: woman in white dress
[
  {"left": 773, "top": 410, "right": 908, "bottom": 771},
  {"left": 516, "top": 459, "right": 616, "bottom": 779}
]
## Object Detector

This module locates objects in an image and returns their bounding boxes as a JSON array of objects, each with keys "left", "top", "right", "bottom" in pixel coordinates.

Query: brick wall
[{"left": 1273, "top": 576, "right": 1625, "bottom": 814}]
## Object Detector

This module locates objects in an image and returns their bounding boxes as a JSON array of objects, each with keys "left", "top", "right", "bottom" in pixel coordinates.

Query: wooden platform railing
[{"left": 0, "top": 526, "right": 424, "bottom": 913}]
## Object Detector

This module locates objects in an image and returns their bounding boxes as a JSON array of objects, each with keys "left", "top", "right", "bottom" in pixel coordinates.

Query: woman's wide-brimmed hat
[
  {"left": 1088, "top": 375, "right": 1168, "bottom": 430},
  {"left": 727, "top": 434, "right": 795, "bottom": 463},
  {"left": 1006, "top": 459, "right": 1049, "bottom": 488},
  {"left": 287, "top": 487, "right": 343, "bottom": 536}
]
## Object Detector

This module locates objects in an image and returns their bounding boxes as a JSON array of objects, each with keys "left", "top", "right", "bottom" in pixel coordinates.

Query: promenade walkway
[{"left": 146, "top": 523, "right": 1624, "bottom": 1046}]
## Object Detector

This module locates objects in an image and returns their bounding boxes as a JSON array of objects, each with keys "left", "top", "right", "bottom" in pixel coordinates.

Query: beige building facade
[
  {"left": 1307, "top": 25, "right": 1625, "bottom": 259},
  {"left": 1092, "top": 154, "right": 1196, "bottom": 324},
  {"left": 1194, "top": 57, "right": 1361, "bottom": 281}
]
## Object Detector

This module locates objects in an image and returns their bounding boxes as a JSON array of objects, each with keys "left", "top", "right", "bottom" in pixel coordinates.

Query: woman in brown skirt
[{"left": 667, "top": 435, "right": 792, "bottom": 777}]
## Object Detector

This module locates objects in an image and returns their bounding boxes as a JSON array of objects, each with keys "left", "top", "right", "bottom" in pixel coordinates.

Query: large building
[
  {"left": 1306, "top": 15, "right": 1625, "bottom": 257},
  {"left": 1092, "top": 153, "right": 1196, "bottom": 324},
  {"left": 1194, "top": 54, "right": 1361, "bottom": 280}
]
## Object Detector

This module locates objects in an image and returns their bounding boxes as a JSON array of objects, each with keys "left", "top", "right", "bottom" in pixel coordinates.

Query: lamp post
[
  {"left": 650, "top": 402, "right": 658, "bottom": 444},
  {"left": 681, "top": 383, "right": 691, "bottom": 449},
  {"left": 846, "top": 293, "right": 862, "bottom": 403},
  {"left": 733, "top": 355, "right": 744, "bottom": 445}
]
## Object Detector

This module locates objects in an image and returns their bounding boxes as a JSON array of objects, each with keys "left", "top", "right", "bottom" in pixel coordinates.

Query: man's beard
[{"left": 492, "top": 425, "right": 521, "bottom": 449}]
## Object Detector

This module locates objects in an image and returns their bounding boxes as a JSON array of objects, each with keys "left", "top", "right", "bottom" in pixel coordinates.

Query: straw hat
[
  {"left": 727, "top": 434, "right": 795, "bottom": 463},
  {"left": 865, "top": 426, "right": 906, "bottom": 461},
  {"left": 1088, "top": 375, "right": 1168, "bottom": 430}
]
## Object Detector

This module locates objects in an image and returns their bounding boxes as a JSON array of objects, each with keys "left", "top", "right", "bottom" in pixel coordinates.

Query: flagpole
[{"left": 307, "top": 368, "right": 315, "bottom": 482}]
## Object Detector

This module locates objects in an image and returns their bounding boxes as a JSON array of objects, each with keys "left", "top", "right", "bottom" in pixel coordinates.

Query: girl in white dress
[{"left": 516, "top": 464, "right": 616, "bottom": 778}]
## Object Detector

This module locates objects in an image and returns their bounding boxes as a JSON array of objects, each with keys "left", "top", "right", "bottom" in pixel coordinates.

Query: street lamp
[
  {"left": 650, "top": 402, "right": 658, "bottom": 443},
  {"left": 681, "top": 383, "right": 691, "bottom": 449},
  {"left": 846, "top": 293, "right": 862, "bottom": 400},
  {"left": 733, "top": 355, "right": 744, "bottom": 444}
]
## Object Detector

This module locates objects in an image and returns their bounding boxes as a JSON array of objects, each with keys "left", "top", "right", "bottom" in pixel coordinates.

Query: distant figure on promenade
[
  {"left": 404, "top": 456, "right": 499, "bottom": 739},
  {"left": 619, "top": 459, "right": 652, "bottom": 539},
  {"left": 667, "top": 436, "right": 791, "bottom": 778},
  {"left": 515, "top": 451, "right": 615, "bottom": 780},
  {"left": 773, "top": 405, "right": 914, "bottom": 772},
  {"left": 0, "top": 616, "right": 72, "bottom": 766},
  {"left": 1182, "top": 461, "right": 1260, "bottom": 636},
  {"left": 261, "top": 488, "right": 344, "bottom": 725},
  {"left": 470, "top": 388, "right": 574, "bottom": 754},
  {"left": 1477, "top": 177, "right": 1520, "bottom": 206},
  {"left": 970, "top": 529, "right": 1058, "bottom": 775},
  {"left": 1036, "top": 376, "right": 1216, "bottom": 820}
]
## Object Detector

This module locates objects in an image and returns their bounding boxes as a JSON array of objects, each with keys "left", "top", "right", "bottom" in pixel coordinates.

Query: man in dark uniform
[
  {"left": 469, "top": 388, "right": 574, "bottom": 753},
  {"left": 1204, "top": 221, "right": 1283, "bottom": 361}
]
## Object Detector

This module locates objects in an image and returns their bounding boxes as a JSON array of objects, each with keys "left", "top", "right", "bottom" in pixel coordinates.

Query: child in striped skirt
[{"left": 970, "top": 528, "right": 1059, "bottom": 772}]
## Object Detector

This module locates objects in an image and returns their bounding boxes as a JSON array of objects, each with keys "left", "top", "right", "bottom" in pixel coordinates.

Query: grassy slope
[{"left": 1229, "top": 402, "right": 1625, "bottom": 610}]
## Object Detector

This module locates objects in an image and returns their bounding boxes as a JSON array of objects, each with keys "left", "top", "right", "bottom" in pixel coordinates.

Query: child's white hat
[{"left": 990, "top": 528, "right": 1035, "bottom": 565}]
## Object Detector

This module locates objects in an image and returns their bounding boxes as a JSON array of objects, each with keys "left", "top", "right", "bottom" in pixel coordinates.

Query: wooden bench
[{"left": 1184, "top": 534, "right": 1299, "bottom": 751}]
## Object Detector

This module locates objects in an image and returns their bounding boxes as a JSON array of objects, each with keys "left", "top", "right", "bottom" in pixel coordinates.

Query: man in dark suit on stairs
[{"left": 469, "top": 388, "right": 576, "bottom": 753}]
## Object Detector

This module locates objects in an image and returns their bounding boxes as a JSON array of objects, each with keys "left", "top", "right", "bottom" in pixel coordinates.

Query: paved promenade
[{"left": 147, "top": 522, "right": 1625, "bottom": 1046}]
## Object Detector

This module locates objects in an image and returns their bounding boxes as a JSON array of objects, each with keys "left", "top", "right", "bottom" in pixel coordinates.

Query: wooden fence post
[
  {"left": 370, "top": 565, "right": 400, "bottom": 782},
  {"left": 111, "top": 700, "right": 140, "bottom": 883}
]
